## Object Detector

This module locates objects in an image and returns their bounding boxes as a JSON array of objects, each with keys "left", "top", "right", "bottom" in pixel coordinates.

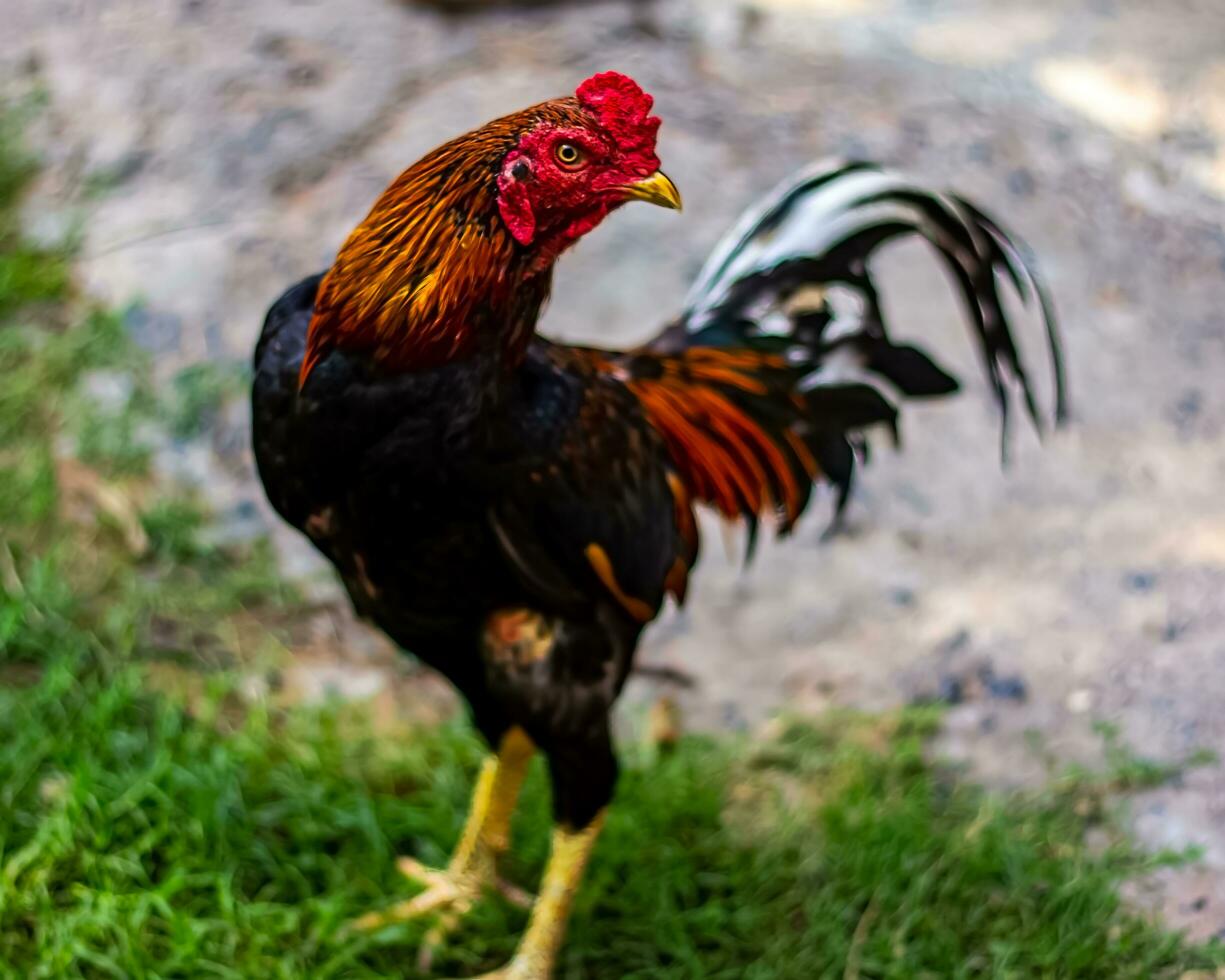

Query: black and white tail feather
[{"left": 659, "top": 159, "right": 1068, "bottom": 530}]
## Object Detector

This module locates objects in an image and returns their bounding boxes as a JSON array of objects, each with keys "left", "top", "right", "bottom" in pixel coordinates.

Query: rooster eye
[{"left": 554, "top": 142, "right": 586, "bottom": 170}]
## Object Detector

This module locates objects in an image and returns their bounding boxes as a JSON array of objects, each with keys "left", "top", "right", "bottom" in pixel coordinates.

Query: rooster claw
[
  {"left": 348, "top": 856, "right": 474, "bottom": 932},
  {"left": 349, "top": 854, "right": 534, "bottom": 973},
  {"left": 492, "top": 875, "right": 534, "bottom": 910},
  {"left": 394, "top": 853, "right": 533, "bottom": 908}
]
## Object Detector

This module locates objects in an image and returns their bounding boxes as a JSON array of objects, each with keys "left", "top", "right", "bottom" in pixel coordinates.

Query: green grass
[
  {"left": 3, "top": 674, "right": 1221, "bottom": 980},
  {"left": 1, "top": 104, "right": 1224, "bottom": 979}
]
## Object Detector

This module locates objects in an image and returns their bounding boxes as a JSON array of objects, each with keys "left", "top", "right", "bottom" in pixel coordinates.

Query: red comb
[{"left": 576, "top": 71, "right": 661, "bottom": 155}]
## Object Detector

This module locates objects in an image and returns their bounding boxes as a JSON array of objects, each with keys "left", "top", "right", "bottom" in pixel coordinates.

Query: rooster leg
[
  {"left": 351, "top": 727, "right": 535, "bottom": 968},
  {"left": 463, "top": 811, "right": 605, "bottom": 980}
]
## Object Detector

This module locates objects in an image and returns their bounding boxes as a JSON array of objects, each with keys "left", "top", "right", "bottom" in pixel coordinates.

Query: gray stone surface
[{"left": 6, "top": 0, "right": 1225, "bottom": 941}]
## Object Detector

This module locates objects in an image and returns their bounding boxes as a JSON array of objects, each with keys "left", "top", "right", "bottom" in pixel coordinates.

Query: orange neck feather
[{"left": 300, "top": 119, "right": 545, "bottom": 386}]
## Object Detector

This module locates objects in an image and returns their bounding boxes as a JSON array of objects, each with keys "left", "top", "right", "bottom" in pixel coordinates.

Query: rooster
[{"left": 252, "top": 71, "right": 1064, "bottom": 979}]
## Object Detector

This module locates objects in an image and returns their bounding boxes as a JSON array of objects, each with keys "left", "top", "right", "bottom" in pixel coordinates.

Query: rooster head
[
  {"left": 300, "top": 71, "right": 680, "bottom": 385},
  {"left": 496, "top": 71, "right": 681, "bottom": 255}
]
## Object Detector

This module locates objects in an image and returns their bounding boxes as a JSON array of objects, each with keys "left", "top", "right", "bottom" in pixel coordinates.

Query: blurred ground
[{"left": 4, "top": 0, "right": 1225, "bottom": 943}]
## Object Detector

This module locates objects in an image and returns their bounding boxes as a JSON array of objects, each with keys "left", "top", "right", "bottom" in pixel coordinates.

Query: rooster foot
[{"left": 351, "top": 855, "right": 532, "bottom": 973}]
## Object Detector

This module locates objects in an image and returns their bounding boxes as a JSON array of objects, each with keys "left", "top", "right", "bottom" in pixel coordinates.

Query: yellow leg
[
  {"left": 351, "top": 728, "right": 536, "bottom": 969},
  {"left": 444, "top": 726, "right": 535, "bottom": 876},
  {"left": 466, "top": 810, "right": 606, "bottom": 980}
]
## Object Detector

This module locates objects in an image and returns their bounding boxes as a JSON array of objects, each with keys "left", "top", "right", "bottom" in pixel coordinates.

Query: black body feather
[{"left": 254, "top": 279, "right": 678, "bottom": 828}]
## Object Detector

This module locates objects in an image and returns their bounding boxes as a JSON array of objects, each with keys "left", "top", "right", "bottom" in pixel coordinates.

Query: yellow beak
[{"left": 617, "top": 170, "right": 683, "bottom": 211}]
